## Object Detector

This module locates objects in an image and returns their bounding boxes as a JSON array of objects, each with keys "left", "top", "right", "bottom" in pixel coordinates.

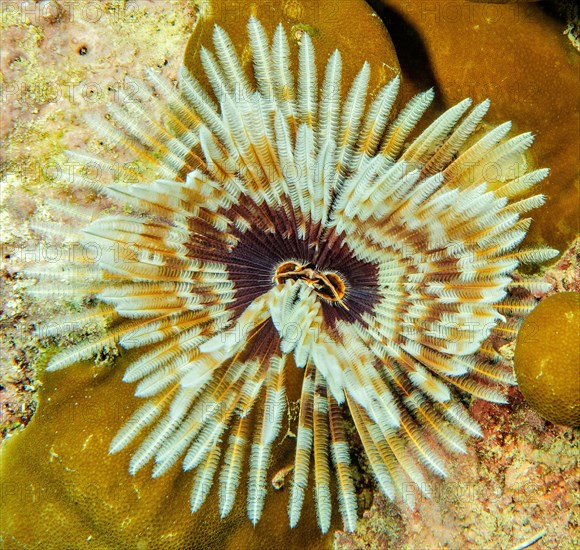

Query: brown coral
[{"left": 515, "top": 291, "right": 580, "bottom": 426}]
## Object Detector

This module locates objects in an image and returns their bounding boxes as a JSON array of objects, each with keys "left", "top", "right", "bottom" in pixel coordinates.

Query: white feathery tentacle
[
  {"left": 297, "top": 32, "right": 317, "bottom": 128},
  {"left": 247, "top": 355, "right": 287, "bottom": 524}
]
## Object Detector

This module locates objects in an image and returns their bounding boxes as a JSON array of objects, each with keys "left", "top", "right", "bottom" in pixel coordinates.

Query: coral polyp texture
[
  {"left": 515, "top": 291, "right": 580, "bottom": 426},
  {"left": 29, "top": 16, "right": 557, "bottom": 533}
]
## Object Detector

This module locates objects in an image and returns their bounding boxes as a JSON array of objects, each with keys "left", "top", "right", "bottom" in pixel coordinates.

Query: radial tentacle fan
[{"left": 29, "top": 16, "right": 556, "bottom": 533}]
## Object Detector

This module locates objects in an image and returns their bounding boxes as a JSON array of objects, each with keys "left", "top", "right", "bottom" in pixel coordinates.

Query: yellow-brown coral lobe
[
  {"left": 373, "top": 0, "right": 580, "bottom": 257},
  {"left": 515, "top": 291, "right": 580, "bottom": 426},
  {"left": 183, "top": 0, "right": 400, "bottom": 101},
  {"left": 0, "top": 356, "right": 333, "bottom": 549}
]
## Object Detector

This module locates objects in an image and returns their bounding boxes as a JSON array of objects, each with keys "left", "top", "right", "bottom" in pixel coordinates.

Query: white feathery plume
[{"left": 28, "top": 16, "right": 556, "bottom": 534}]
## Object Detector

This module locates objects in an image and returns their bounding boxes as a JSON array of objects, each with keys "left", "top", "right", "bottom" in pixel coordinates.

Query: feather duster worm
[{"left": 29, "top": 16, "right": 557, "bottom": 533}]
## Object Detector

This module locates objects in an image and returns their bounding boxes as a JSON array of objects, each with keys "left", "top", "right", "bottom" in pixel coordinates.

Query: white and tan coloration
[{"left": 29, "top": 17, "right": 557, "bottom": 533}]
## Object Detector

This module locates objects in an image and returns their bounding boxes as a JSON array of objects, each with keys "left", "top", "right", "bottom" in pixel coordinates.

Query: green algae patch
[{"left": 0, "top": 352, "right": 334, "bottom": 549}]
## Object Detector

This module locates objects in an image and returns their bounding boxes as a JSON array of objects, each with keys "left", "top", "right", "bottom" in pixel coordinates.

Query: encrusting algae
[{"left": 1, "top": 1, "right": 579, "bottom": 549}]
